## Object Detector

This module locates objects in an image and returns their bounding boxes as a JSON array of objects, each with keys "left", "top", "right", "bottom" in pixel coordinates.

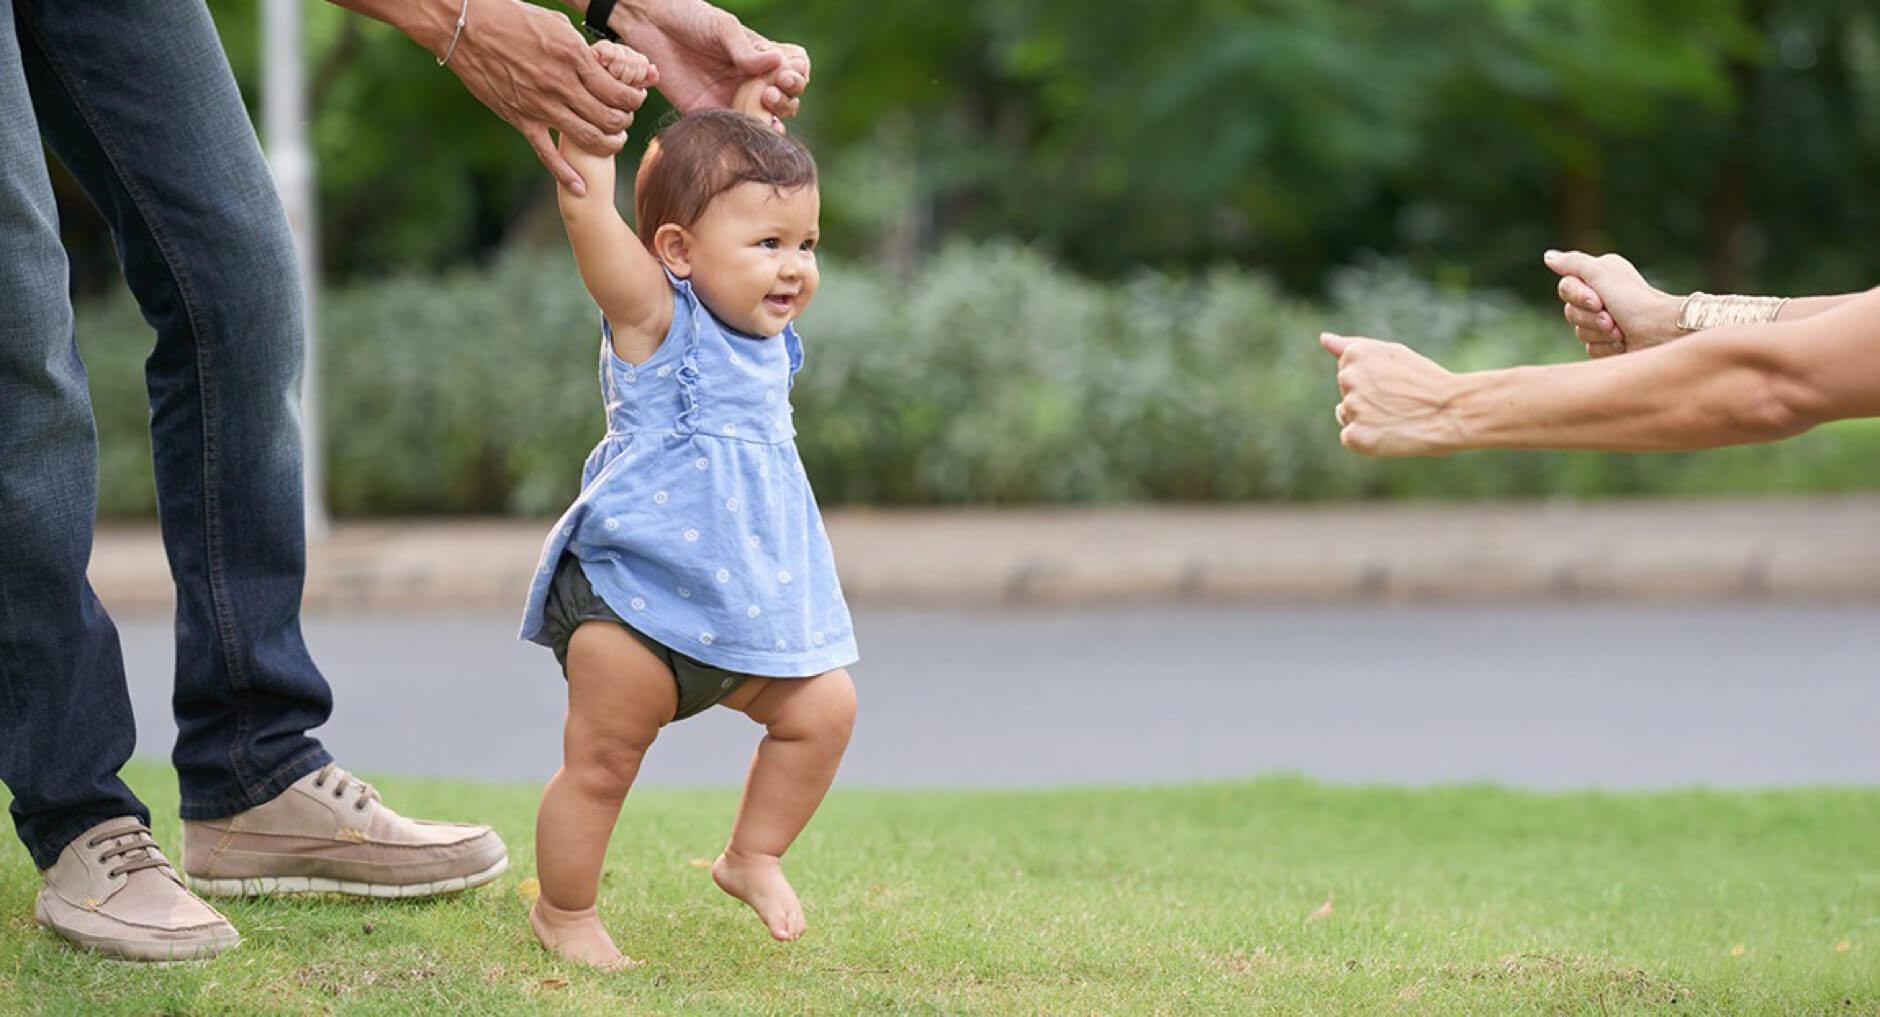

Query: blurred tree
[{"left": 44, "top": 0, "right": 1880, "bottom": 299}]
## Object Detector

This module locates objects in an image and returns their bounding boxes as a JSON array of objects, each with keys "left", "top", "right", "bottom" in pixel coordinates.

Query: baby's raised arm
[{"left": 556, "top": 42, "right": 672, "bottom": 362}]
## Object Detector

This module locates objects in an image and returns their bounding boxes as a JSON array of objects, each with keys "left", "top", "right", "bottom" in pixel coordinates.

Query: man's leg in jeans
[
  {"left": 17, "top": 0, "right": 333, "bottom": 818},
  {"left": 0, "top": 0, "right": 148, "bottom": 875},
  {"left": 18, "top": 0, "right": 503, "bottom": 898},
  {"left": 2, "top": 3, "right": 242, "bottom": 963}
]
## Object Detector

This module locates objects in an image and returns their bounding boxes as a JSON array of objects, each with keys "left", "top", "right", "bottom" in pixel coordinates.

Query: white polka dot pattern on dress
[{"left": 523, "top": 302, "right": 855, "bottom": 673}]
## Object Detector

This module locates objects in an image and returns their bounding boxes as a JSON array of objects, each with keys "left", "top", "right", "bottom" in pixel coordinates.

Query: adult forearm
[
  {"left": 327, "top": 0, "right": 463, "bottom": 57},
  {"left": 550, "top": 0, "right": 683, "bottom": 43},
  {"left": 1443, "top": 328, "right": 1815, "bottom": 453},
  {"left": 1776, "top": 293, "right": 1862, "bottom": 321}
]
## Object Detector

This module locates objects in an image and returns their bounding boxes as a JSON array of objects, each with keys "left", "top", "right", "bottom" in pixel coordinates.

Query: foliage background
[{"left": 51, "top": 0, "right": 1880, "bottom": 516}]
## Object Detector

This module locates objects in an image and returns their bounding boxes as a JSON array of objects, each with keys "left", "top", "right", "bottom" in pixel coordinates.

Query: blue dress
[{"left": 520, "top": 275, "right": 857, "bottom": 677}]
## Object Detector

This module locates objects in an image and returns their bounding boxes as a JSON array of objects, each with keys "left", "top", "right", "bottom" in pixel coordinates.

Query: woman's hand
[
  {"left": 435, "top": 0, "right": 650, "bottom": 195},
  {"left": 606, "top": 0, "right": 810, "bottom": 120},
  {"left": 1543, "top": 249, "right": 1685, "bottom": 358},
  {"left": 1320, "top": 332, "right": 1464, "bottom": 457}
]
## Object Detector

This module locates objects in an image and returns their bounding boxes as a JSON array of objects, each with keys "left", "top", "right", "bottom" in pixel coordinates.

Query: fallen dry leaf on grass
[
  {"left": 1306, "top": 893, "right": 1334, "bottom": 924},
  {"left": 688, "top": 857, "right": 713, "bottom": 868},
  {"left": 1730, "top": 944, "right": 1746, "bottom": 957},
  {"left": 518, "top": 877, "right": 541, "bottom": 907},
  {"left": 1836, "top": 939, "right": 1851, "bottom": 954}
]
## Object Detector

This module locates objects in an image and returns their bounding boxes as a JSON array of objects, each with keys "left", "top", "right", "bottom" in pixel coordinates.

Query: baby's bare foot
[
  {"left": 711, "top": 851, "right": 806, "bottom": 941},
  {"left": 529, "top": 896, "right": 641, "bottom": 971}
]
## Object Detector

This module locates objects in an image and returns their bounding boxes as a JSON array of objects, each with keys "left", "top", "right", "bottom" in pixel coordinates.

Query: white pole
[{"left": 262, "top": 0, "right": 328, "bottom": 540}]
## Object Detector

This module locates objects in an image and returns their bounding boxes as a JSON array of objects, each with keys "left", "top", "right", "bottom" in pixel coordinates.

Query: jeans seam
[{"left": 21, "top": 13, "right": 256, "bottom": 789}]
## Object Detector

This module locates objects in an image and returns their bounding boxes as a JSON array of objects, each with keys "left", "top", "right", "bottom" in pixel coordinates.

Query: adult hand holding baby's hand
[
  {"left": 591, "top": 40, "right": 659, "bottom": 132},
  {"left": 731, "top": 76, "right": 786, "bottom": 133},
  {"left": 606, "top": 0, "right": 809, "bottom": 121}
]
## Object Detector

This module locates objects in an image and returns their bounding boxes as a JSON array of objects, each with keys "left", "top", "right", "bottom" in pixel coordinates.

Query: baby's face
[{"left": 680, "top": 182, "right": 820, "bottom": 338}]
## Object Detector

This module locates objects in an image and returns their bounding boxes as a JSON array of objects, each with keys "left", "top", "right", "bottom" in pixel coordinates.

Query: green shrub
[{"left": 74, "top": 243, "right": 1880, "bottom": 519}]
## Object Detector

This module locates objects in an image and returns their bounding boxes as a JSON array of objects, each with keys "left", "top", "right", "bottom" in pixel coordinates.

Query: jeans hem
[
  {"left": 178, "top": 745, "right": 331, "bottom": 821},
  {"left": 27, "top": 804, "right": 153, "bottom": 872}
]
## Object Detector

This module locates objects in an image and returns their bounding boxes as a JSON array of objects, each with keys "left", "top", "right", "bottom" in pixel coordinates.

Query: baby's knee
[
  {"left": 566, "top": 726, "right": 658, "bottom": 800},
  {"left": 775, "top": 669, "right": 856, "bottom": 743}
]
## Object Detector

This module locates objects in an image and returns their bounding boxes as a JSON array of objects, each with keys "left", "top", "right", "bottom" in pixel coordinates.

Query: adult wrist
[
  {"left": 1676, "top": 291, "right": 1789, "bottom": 332},
  {"left": 405, "top": 0, "right": 475, "bottom": 58},
  {"left": 1435, "top": 375, "right": 1482, "bottom": 453},
  {"left": 596, "top": 0, "right": 664, "bottom": 43},
  {"left": 1645, "top": 290, "right": 1686, "bottom": 344}
]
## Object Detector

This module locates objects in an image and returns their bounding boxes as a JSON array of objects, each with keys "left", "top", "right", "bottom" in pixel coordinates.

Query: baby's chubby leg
[
  {"left": 714, "top": 668, "right": 857, "bottom": 941},
  {"left": 532, "top": 622, "right": 678, "bottom": 970}
]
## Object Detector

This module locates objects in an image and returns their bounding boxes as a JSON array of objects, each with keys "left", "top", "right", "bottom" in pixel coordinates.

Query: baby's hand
[
  {"left": 592, "top": 41, "right": 658, "bottom": 142},
  {"left": 731, "top": 76, "right": 786, "bottom": 134},
  {"left": 560, "top": 41, "right": 657, "bottom": 158},
  {"left": 593, "top": 40, "right": 659, "bottom": 90}
]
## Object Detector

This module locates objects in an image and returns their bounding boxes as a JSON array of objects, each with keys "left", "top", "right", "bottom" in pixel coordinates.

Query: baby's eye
[
  {"left": 757, "top": 238, "right": 781, "bottom": 250},
  {"left": 799, "top": 238, "right": 818, "bottom": 253}
]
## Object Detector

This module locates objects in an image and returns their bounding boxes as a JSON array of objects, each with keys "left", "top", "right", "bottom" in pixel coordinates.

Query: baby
[{"left": 517, "top": 46, "right": 858, "bottom": 969}]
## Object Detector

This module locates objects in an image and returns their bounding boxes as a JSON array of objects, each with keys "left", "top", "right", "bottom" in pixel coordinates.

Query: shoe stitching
[{"left": 202, "top": 818, "right": 243, "bottom": 877}]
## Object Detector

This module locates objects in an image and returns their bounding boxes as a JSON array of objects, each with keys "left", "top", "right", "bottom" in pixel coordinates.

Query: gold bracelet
[
  {"left": 437, "top": 0, "right": 469, "bottom": 67},
  {"left": 1676, "top": 291, "right": 1789, "bottom": 331}
]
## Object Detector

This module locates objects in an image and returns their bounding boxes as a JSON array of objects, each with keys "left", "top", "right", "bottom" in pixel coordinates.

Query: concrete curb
[{"left": 88, "top": 497, "right": 1880, "bottom": 613}]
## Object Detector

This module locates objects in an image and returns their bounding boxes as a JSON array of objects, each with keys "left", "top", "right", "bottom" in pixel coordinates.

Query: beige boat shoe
[
  {"left": 182, "top": 763, "right": 507, "bottom": 898},
  {"left": 34, "top": 817, "right": 240, "bottom": 962}
]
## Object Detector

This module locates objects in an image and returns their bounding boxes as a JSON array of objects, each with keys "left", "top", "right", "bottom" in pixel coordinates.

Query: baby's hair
[{"left": 634, "top": 110, "right": 819, "bottom": 247}]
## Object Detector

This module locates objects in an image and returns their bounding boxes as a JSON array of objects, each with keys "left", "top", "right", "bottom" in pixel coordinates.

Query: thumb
[
  {"left": 1319, "top": 331, "right": 1357, "bottom": 358},
  {"left": 727, "top": 31, "right": 786, "bottom": 78},
  {"left": 1543, "top": 248, "right": 1597, "bottom": 280}
]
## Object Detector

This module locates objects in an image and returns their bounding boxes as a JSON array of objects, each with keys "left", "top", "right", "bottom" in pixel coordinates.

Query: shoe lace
[
  {"left": 310, "top": 763, "right": 381, "bottom": 813},
  {"left": 85, "top": 820, "right": 172, "bottom": 880}
]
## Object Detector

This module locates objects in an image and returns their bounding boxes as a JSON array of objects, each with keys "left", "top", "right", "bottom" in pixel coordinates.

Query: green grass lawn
[{"left": 2, "top": 761, "right": 1874, "bottom": 1016}]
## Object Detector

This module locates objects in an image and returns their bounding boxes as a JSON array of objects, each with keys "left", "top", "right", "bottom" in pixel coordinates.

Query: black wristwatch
[{"left": 584, "top": 0, "right": 620, "bottom": 41}]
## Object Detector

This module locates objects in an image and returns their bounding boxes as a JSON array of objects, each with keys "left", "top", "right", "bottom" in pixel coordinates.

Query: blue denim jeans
[{"left": 1, "top": 0, "right": 333, "bottom": 870}]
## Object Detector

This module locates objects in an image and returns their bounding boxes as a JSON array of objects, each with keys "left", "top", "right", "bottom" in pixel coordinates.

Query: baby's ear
[{"left": 652, "top": 223, "right": 692, "bottom": 277}]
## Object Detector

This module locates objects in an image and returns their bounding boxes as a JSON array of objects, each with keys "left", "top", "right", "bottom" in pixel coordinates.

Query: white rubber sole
[{"left": 185, "top": 855, "right": 508, "bottom": 899}]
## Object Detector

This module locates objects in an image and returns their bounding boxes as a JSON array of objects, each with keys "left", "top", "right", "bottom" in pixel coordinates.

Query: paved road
[{"left": 116, "top": 603, "right": 1879, "bottom": 790}]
